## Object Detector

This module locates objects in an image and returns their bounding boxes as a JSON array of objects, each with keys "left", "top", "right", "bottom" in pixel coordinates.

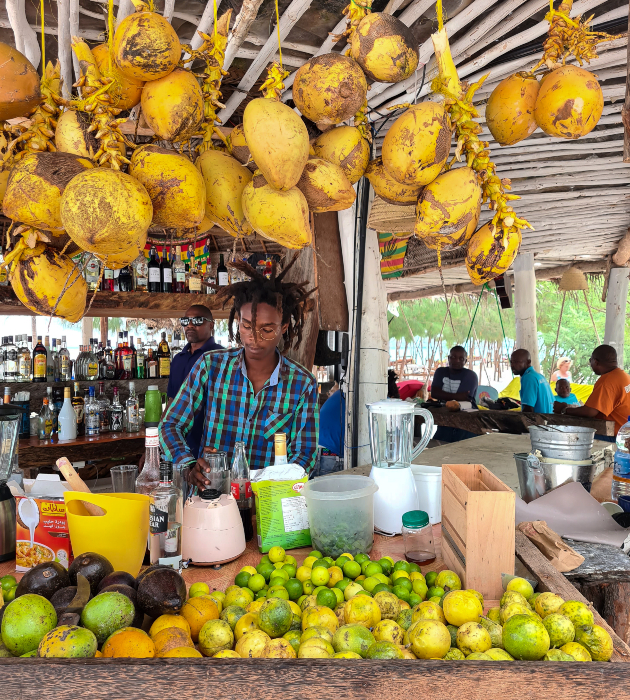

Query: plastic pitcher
[
  {"left": 144, "top": 386, "right": 167, "bottom": 426},
  {"left": 64, "top": 492, "right": 150, "bottom": 575}
]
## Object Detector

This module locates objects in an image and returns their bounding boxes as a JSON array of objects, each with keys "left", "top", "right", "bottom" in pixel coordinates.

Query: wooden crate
[{"left": 441, "top": 463, "right": 515, "bottom": 600}]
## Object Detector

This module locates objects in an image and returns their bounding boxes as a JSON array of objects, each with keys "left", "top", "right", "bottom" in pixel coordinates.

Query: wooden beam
[
  {"left": 222, "top": 0, "right": 266, "bottom": 69},
  {"left": 57, "top": 0, "right": 73, "bottom": 98},
  {"left": 613, "top": 229, "right": 630, "bottom": 266},
  {"left": 624, "top": 0, "right": 630, "bottom": 161},
  {"left": 189, "top": 0, "right": 224, "bottom": 50},
  {"left": 69, "top": 0, "right": 80, "bottom": 78},
  {"left": 5, "top": 0, "right": 40, "bottom": 67},
  {"left": 100, "top": 317, "right": 109, "bottom": 345},
  {"left": 162, "top": 0, "right": 175, "bottom": 23}
]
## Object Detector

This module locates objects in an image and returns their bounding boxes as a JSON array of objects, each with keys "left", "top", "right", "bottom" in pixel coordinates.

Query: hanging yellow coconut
[
  {"left": 129, "top": 144, "right": 205, "bottom": 229},
  {"left": 113, "top": 0, "right": 180, "bottom": 82},
  {"left": 296, "top": 158, "right": 356, "bottom": 213},
  {"left": 8, "top": 242, "right": 87, "bottom": 322},
  {"left": 311, "top": 126, "right": 370, "bottom": 184},
  {"left": 293, "top": 54, "right": 367, "bottom": 131},
  {"left": 141, "top": 68, "right": 204, "bottom": 142},
  {"left": 414, "top": 167, "right": 481, "bottom": 249},
  {"left": 365, "top": 157, "right": 423, "bottom": 205},
  {"left": 196, "top": 150, "right": 253, "bottom": 238},
  {"left": 486, "top": 73, "right": 539, "bottom": 146},
  {"left": 466, "top": 224, "right": 522, "bottom": 285},
  {"left": 349, "top": 13, "right": 419, "bottom": 83},
  {"left": 92, "top": 43, "right": 144, "bottom": 110},
  {"left": 229, "top": 124, "right": 256, "bottom": 171},
  {"left": 243, "top": 98, "right": 309, "bottom": 191},
  {"left": 96, "top": 240, "right": 146, "bottom": 270},
  {"left": 3, "top": 152, "right": 94, "bottom": 231},
  {"left": 0, "top": 43, "right": 41, "bottom": 120},
  {"left": 242, "top": 174, "right": 312, "bottom": 249},
  {"left": 534, "top": 65, "right": 603, "bottom": 139},
  {"left": 60, "top": 169, "right": 153, "bottom": 256},
  {"left": 55, "top": 110, "right": 99, "bottom": 157},
  {"left": 381, "top": 102, "right": 451, "bottom": 186}
]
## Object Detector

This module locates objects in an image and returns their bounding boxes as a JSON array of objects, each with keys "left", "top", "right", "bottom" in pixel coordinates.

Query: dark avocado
[
  {"left": 100, "top": 584, "right": 143, "bottom": 627},
  {"left": 98, "top": 571, "right": 137, "bottom": 591},
  {"left": 135, "top": 564, "right": 171, "bottom": 588},
  {"left": 137, "top": 568, "right": 186, "bottom": 618},
  {"left": 50, "top": 586, "right": 78, "bottom": 615},
  {"left": 57, "top": 612, "right": 81, "bottom": 627},
  {"left": 14, "top": 562, "right": 70, "bottom": 600},
  {"left": 67, "top": 552, "right": 114, "bottom": 595}
]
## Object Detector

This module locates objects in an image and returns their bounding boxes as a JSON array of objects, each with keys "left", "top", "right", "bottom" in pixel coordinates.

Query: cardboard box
[{"left": 11, "top": 474, "right": 73, "bottom": 572}]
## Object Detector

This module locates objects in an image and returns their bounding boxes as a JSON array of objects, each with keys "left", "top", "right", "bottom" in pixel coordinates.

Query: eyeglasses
[
  {"left": 180, "top": 317, "right": 212, "bottom": 327},
  {"left": 238, "top": 320, "right": 281, "bottom": 341}
]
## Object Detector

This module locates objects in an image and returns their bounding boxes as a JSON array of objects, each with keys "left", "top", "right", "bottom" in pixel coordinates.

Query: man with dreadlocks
[{"left": 159, "top": 256, "right": 319, "bottom": 486}]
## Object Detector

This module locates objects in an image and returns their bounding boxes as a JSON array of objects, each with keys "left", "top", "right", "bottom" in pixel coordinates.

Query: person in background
[
  {"left": 553, "top": 378, "right": 580, "bottom": 407},
  {"left": 388, "top": 369, "right": 401, "bottom": 399},
  {"left": 551, "top": 357, "right": 572, "bottom": 383},
  {"left": 554, "top": 344, "right": 630, "bottom": 438},
  {"left": 166, "top": 304, "right": 223, "bottom": 459},
  {"left": 430, "top": 346, "right": 478, "bottom": 404},
  {"left": 315, "top": 384, "right": 345, "bottom": 476},
  {"left": 510, "top": 348, "right": 554, "bottom": 413}
]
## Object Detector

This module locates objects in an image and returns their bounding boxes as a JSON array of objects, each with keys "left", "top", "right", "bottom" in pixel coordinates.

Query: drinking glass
[
  {"left": 110, "top": 465, "right": 138, "bottom": 493},
  {"left": 202, "top": 451, "right": 230, "bottom": 494}
]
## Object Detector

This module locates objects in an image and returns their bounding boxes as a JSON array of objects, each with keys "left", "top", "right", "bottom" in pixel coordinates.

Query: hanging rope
[
  {"left": 548, "top": 290, "right": 566, "bottom": 381},
  {"left": 40, "top": 0, "right": 46, "bottom": 68},
  {"left": 274, "top": 0, "right": 283, "bottom": 69},
  {"left": 465, "top": 283, "right": 488, "bottom": 344},
  {"left": 582, "top": 289, "right": 602, "bottom": 345}
]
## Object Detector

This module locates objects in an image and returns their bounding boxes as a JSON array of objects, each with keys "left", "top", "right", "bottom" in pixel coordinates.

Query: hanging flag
[{"left": 378, "top": 232, "right": 407, "bottom": 279}]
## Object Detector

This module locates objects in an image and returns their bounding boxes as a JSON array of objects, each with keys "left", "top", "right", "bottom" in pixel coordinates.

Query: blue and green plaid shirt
[{"left": 159, "top": 348, "right": 319, "bottom": 472}]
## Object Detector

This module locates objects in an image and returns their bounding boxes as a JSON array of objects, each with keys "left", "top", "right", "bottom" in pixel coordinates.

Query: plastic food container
[
  {"left": 411, "top": 465, "right": 442, "bottom": 524},
  {"left": 302, "top": 474, "right": 378, "bottom": 558}
]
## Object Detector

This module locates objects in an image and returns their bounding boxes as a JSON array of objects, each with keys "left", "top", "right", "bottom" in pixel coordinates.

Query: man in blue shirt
[
  {"left": 510, "top": 348, "right": 554, "bottom": 413},
  {"left": 167, "top": 304, "right": 223, "bottom": 458},
  {"left": 314, "top": 388, "right": 345, "bottom": 476}
]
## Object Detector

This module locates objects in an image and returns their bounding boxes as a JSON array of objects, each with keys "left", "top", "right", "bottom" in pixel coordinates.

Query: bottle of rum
[
  {"left": 32, "top": 336, "right": 47, "bottom": 383},
  {"left": 145, "top": 348, "right": 158, "bottom": 379},
  {"left": 149, "top": 461, "right": 183, "bottom": 568},
  {"left": 231, "top": 442, "right": 254, "bottom": 542},
  {"left": 187, "top": 248, "right": 202, "bottom": 295},
  {"left": 158, "top": 332, "right": 171, "bottom": 378},
  {"left": 72, "top": 381, "right": 85, "bottom": 436},
  {"left": 217, "top": 253, "right": 229, "bottom": 287},
  {"left": 133, "top": 253, "right": 149, "bottom": 292},
  {"left": 148, "top": 246, "right": 161, "bottom": 293},
  {"left": 173, "top": 246, "right": 186, "bottom": 293},
  {"left": 160, "top": 248, "right": 173, "bottom": 293},
  {"left": 126, "top": 381, "right": 140, "bottom": 432},
  {"left": 97, "top": 381, "right": 110, "bottom": 434},
  {"left": 118, "top": 265, "right": 133, "bottom": 292},
  {"left": 38, "top": 397, "right": 53, "bottom": 440},
  {"left": 18, "top": 335, "right": 31, "bottom": 382},
  {"left": 101, "top": 264, "right": 115, "bottom": 291},
  {"left": 4, "top": 336, "right": 18, "bottom": 381},
  {"left": 109, "top": 386, "right": 124, "bottom": 432}
]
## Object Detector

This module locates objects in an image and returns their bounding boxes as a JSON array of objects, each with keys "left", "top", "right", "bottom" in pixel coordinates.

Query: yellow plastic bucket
[{"left": 64, "top": 492, "right": 150, "bottom": 576}]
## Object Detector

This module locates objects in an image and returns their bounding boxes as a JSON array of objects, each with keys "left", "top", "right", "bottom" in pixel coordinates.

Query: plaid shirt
[{"left": 159, "top": 348, "right": 319, "bottom": 472}]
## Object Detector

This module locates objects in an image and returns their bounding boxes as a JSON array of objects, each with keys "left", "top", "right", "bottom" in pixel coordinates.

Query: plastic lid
[
  {"left": 146, "top": 427, "right": 159, "bottom": 436},
  {"left": 402, "top": 510, "right": 429, "bottom": 528},
  {"left": 367, "top": 399, "right": 416, "bottom": 414},
  {"left": 148, "top": 385, "right": 159, "bottom": 391},
  {"left": 200, "top": 488, "right": 222, "bottom": 501}
]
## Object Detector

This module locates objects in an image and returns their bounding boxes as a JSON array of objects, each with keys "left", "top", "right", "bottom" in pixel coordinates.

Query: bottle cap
[
  {"left": 402, "top": 510, "right": 429, "bottom": 529},
  {"left": 64, "top": 388, "right": 71, "bottom": 399},
  {"left": 148, "top": 385, "right": 159, "bottom": 391}
]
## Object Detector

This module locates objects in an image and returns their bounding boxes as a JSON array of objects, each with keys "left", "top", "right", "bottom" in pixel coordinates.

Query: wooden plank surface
[
  {"left": 564, "top": 539, "right": 630, "bottom": 583},
  {"left": 312, "top": 212, "right": 349, "bottom": 333}
]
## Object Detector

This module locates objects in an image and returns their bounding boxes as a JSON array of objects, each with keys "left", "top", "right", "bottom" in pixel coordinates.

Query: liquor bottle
[
  {"left": 114, "top": 332, "right": 124, "bottom": 378},
  {"left": 187, "top": 247, "right": 202, "bottom": 294},
  {"left": 86, "top": 340, "right": 99, "bottom": 381},
  {"left": 72, "top": 381, "right": 85, "bottom": 436},
  {"left": 231, "top": 442, "right": 254, "bottom": 542},
  {"left": 52, "top": 386, "right": 63, "bottom": 432},
  {"left": 118, "top": 264, "right": 133, "bottom": 292},
  {"left": 18, "top": 336, "right": 30, "bottom": 382},
  {"left": 84, "top": 253, "right": 100, "bottom": 291},
  {"left": 170, "top": 332, "right": 179, "bottom": 359},
  {"left": 109, "top": 386, "right": 124, "bottom": 432},
  {"left": 135, "top": 341, "right": 146, "bottom": 379},
  {"left": 102, "top": 340, "right": 116, "bottom": 380},
  {"left": 97, "top": 381, "right": 110, "bottom": 434},
  {"left": 160, "top": 248, "right": 173, "bottom": 293},
  {"left": 157, "top": 332, "right": 171, "bottom": 378},
  {"left": 145, "top": 348, "right": 158, "bottom": 379},
  {"left": 129, "top": 335, "right": 137, "bottom": 375},
  {"left": 58, "top": 336, "right": 71, "bottom": 381},
  {"left": 136, "top": 427, "right": 161, "bottom": 496},
  {"left": 149, "top": 461, "right": 183, "bottom": 568},
  {"left": 51, "top": 338, "right": 60, "bottom": 382},
  {"left": 274, "top": 433, "right": 288, "bottom": 465},
  {"left": 148, "top": 246, "right": 161, "bottom": 293},
  {"left": 133, "top": 253, "right": 149, "bottom": 292},
  {"left": 4, "top": 336, "right": 18, "bottom": 381},
  {"left": 38, "top": 397, "right": 53, "bottom": 440},
  {"left": 101, "top": 264, "right": 115, "bottom": 291},
  {"left": 47, "top": 386, "right": 59, "bottom": 434},
  {"left": 173, "top": 246, "right": 186, "bottom": 293},
  {"left": 58, "top": 387, "right": 77, "bottom": 440},
  {"left": 217, "top": 253, "right": 229, "bottom": 287},
  {"left": 44, "top": 336, "right": 54, "bottom": 382},
  {"left": 184, "top": 263, "right": 190, "bottom": 292},
  {"left": 85, "top": 385, "right": 100, "bottom": 436},
  {"left": 32, "top": 336, "right": 47, "bottom": 383},
  {"left": 117, "top": 332, "right": 133, "bottom": 380},
  {"left": 0, "top": 338, "right": 5, "bottom": 381},
  {"left": 126, "top": 381, "right": 140, "bottom": 432},
  {"left": 204, "top": 247, "right": 216, "bottom": 295}
]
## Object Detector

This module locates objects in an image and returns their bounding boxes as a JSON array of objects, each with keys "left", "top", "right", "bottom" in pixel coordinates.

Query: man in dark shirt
[{"left": 167, "top": 304, "right": 223, "bottom": 458}]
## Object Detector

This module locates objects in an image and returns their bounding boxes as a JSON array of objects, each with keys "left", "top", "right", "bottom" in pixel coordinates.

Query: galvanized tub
[
  {"left": 528, "top": 425, "right": 595, "bottom": 462},
  {"left": 514, "top": 452, "right": 598, "bottom": 503}
]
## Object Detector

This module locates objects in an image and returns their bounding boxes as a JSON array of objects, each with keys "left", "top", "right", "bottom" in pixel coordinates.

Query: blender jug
[
  {"left": 0, "top": 411, "right": 21, "bottom": 562},
  {"left": 367, "top": 399, "right": 434, "bottom": 534}
]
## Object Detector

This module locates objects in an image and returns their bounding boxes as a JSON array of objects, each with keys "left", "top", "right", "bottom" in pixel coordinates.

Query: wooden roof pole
[
  {"left": 613, "top": 229, "right": 630, "bottom": 266},
  {"left": 624, "top": 0, "right": 630, "bottom": 161},
  {"left": 189, "top": 0, "right": 224, "bottom": 50},
  {"left": 57, "top": 0, "right": 73, "bottom": 97},
  {"left": 222, "top": 0, "right": 266, "bottom": 68},
  {"left": 5, "top": 0, "right": 40, "bottom": 67}
]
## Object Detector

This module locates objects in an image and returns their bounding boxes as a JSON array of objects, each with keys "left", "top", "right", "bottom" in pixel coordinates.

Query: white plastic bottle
[{"left": 58, "top": 387, "right": 78, "bottom": 440}]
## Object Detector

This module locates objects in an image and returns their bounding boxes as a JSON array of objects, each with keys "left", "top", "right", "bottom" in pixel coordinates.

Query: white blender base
[{"left": 370, "top": 466, "right": 418, "bottom": 535}]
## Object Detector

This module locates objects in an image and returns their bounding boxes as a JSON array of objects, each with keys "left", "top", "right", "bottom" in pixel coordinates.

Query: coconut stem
[
  {"left": 431, "top": 28, "right": 461, "bottom": 100},
  {"left": 334, "top": 0, "right": 371, "bottom": 49}
]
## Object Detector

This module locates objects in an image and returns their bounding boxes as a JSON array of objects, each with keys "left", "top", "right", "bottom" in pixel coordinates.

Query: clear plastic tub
[{"left": 302, "top": 474, "right": 378, "bottom": 558}]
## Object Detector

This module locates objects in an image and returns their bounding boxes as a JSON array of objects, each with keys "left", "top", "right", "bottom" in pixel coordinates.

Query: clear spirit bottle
[
  {"left": 4, "top": 336, "right": 18, "bottom": 381},
  {"left": 85, "top": 385, "right": 100, "bottom": 436},
  {"left": 149, "top": 461, "right": 183, "bottom": 568},
  {"left": 109, "top": 387, "right": 124, "bottom": 432},
  {"left": 58, "top": 336, "right": 71, "bottom": 381},
  {"left": 173, "top": 246, "right": 186, "bottom": 293},
  {"left": 97, "top": 381, "right": 110, "bottom": 434},
  {"left": 126, "top": 381, "right": 140, "bottom": 432},
  {"left": 86, "top": 340, "right": 99, "bottom": 381},
  {"left": 84, "top": 253, "right": 100, "bottom": 291}
]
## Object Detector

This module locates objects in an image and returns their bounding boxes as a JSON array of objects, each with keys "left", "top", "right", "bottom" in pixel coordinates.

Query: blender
[
  {"left": 0, "top": 406, "right": 25, "bottom": 562},
  {"left": 367, "top": 399, "right": 434, "bottom": 535}
]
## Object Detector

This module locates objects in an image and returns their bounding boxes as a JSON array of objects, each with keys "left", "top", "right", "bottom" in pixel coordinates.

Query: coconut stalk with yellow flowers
[
  {"left": 310, "top": 126, "right": 370, "bottom": 184},
  {"left": 92, "top": 43, "right": 144, "bottom": 111},
  {"left": 365, "top": 157, "right": 423, "bottom": 206},
  {"left": 243, "top": 62, "right": 309, "bottom": 191},
  {"left": 296, "top": 158, "right": 356, "bottom": 213}
]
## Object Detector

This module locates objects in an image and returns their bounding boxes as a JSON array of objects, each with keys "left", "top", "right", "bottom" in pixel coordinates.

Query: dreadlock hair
[{"left": 216, "top": 255, "right": 315, "bottom": 351}]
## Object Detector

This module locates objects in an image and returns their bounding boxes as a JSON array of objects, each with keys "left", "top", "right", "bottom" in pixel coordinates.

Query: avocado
[
  {"left": 68, "top": 553, "right": 114, "bottom": 595},
  {"left": 98, "top": 571, "right": 137, "bottom": 591},
  {"left": 15, "top": 562, "right": 70, "bottom": 600},
  {"left": 137, "top": 568, "right": 186, "bottom": 618},
  {"left": 57, "top": 612, "right": 81, "bottom": 627},
  {"left": 135, "top": 564, "right": 171, "bottom": 588},
  {"left": 100, "top": 584, "right": 143, "bottom": 627},
  {"left": 50, "top": 586, "right": 78, "bottom": 616}
]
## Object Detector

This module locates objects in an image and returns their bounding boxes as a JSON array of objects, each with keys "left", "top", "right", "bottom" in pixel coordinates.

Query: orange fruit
[
  {"left": 301, "top": 605, "right": 339, "bottom": 635},
  {"left": 266, "top": 638, "right": 297, "bottom": 658},
  {"left": 181, "top": 596, "right": 220, "bottom": 642},
  {"left": 344, "top": 595, "right": 382, "bottom": 628},
  {"left": 94, "top": 650, "right": 103, "bottom": 658},
  {"left": 102, "top": 627, "right": 156, "bottom": 658},
  {"left": 153, "top": 627, "right": 194, "bottom": 656},
  {"left": 160, "top": 646, "right": 203, "bottom": 658},
  {"left": 149, "top": 614, "right": 191, "bottom": 639}
]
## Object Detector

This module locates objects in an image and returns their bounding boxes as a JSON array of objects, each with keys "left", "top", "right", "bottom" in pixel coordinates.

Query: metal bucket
[
  {"left": 514, "top": 452, "right": 598, "bottom": 503},
  {"left": 528, "top": 425, "right": 595, "bottom": 461}
]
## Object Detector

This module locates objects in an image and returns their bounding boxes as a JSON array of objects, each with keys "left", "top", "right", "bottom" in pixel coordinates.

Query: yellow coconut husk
[
  {"left": 197, "top": 215, "right": 215, "bottom": 235},
  {"left": 229, "top": 124, "right": 256, "bottom": 171},
  {"left": 3, "top": 152, "right": 94, "bottom": 231},
  {"left": 141, "top": 68, "right": 204, "bottom": 142},
  {"left": 382, "top": 102, "right": 451, "bottom": 186},
  {"left": 310, "top": 126, "right": 370, "bottom": 184},
  {"left": 534, "top": 64, "right": 603, "bottom": 139},
  {"left": 55, "top": 110, "right": 99, "bottom": 157},
  {"left": 293, "top": 53, "right": 367, "bottom": 131},
  {"left": 60, "top": 169, "right": 153, "bottom": 256},
  {"left": 129, "top": 144, "right": 205, "bottom": 228},
  {"left": 8, "top": 242, "right": 87, "bottom": 322},
  {"left": 349, "top": 13, "right": 419, "bottom": 83},
  {"left": 296, "top": 158, "right": 356, "bottom": 213},
  {"left": 113, "top": 0, "right": 180, "bottom": 82},
  {"left": 466, "top": 223, "right": 522, "bottom": 285},
  {"left": 196, "top": 150, "right": 253, "bottom": 238},
  {"left": 486, "top": 73, "right": 539, "bottom": 146},
  {"left": 365, "top": 157, "right": 423, "bottom": 205},
  {"left": 243, "top": 98, "right": 309, "bottom": 191},
  {"left": 0, "top": 168, "right": 10, "bottom": 208},
  {"left": 92, "top": 43, "right": 144, "bottom": 110},
  {"left": 96, "top": 239, "right": 146, "bottom": 270},
  {"left": 242, "top": 174, "right": 312, "bottom": 249},
  {"left": 0, "top": 43, "right": 41, "bottom": 120},
  {"left": 414, "top": 167, "right": 481, "bottom": 250}
]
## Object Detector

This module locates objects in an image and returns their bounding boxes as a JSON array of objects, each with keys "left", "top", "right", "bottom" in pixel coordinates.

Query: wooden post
[
  {"left": 513, "top": 252, "right": 540, "bottom": 372},
  {"left": 81, "top": 317, "right": 91, "bottom": 347},
  {"left": 624, "top": 0, "right": 630, "bottom": 162},
  {"left": 604, "top": 267, "right": 630, "bottom": 361},
  {"left": 100, "top": 317, "right": 109, "bottom": 346}
]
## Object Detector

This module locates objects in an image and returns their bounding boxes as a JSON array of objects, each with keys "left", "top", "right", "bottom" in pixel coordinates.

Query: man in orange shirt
[{"left": 554, "top": 344, "right": 630, "bottom": 436}]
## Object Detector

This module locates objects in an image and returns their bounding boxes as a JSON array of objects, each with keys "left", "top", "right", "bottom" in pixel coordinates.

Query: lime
[
  {"left": 188, "top": 582, "right": 210, "bottom": 598},
  {"left": 296, "top": 566, "right": 312, "bottom": 583},
  {"left": 303, "top": 580, "right": 314, "bottom": 595},
  {"left": 377, "top": 559, "right": 392, "bottom": 575},
  {"left": 364, "top": 562, "right": 383, "bottom": 578},
  {"left": 335, "top": 578, "right": 351, "bottom": 592},
  {"left": 391, "top": 570, "right": 410, "bottom": 584},
  {"left": 362, "top": 576, "right": 379, "bottom": 593},
  {"left": 356, "top": 589, "right": 373, "bottom": 597},
  {"left": 247, "top": 574, "right": 266, "bottom": 593},
  {"left": 343, "top": 561, "right": 362, "bottom": 580},
  {"left": 267, "top": 586, "right": 290, "bottom": 600},
  {"left": 256, "top": 563, "right": 275, "bottom": 582},
  {"left": 312, "top": 586, "right": 328, "bottom": 596},
  {"left": 303, "top": 556, "right": 317, "bottom": 569},
  {"left": 393, "top": 560, "right": 411, "bottom": 573},
  {"left": 393, "top": 586, "right": 411, "bottom": 603},
  {"left": 373, "top": 573, "right": 389, "bottom": 585},
  {"left": 311, "top": 567, "right": 330, "bottom": 587},
  {"left": 273, "top": 562, "right": 285, "bottom": 570},
  {"left": 260, "top": 555, "right": 272, "bottom": 565},
  {"left": 427, "top": 586, "right": 445, "bottom": 599},
  {"left": 234, "top": 571, "right": 251, "bottom": 588},
  {"left": 282, "top": 564, "right": 297, "bottom": 579},
  {"left": 408, "top": 563, "right": 421, "bottom": 574},
  {"left": 408, "top": 593, "right": 422, "bottom": 608},
  {"left": 396, "top": 578, "right": 413, "bottom": 592},
  {"left": 309, "top": 550, "right": 323, "bottom": 559},
  {"left": 284, "top": 555, "right": 297, "bottom": 567},
  {"left": 336, "top": 556, "right": 350, "bottom": 568},
  {"left": 256, "top": 590, "right": 268, "bottom": 600},
  {"left": 269, "top": 546, "right": 286, "bottom": 563},
  {"left": 412, "top": 579, "right": 428, "bottom": 600},
  {"left": 360, "top": 560, "right": 371, "bottom": 575},
  {"left": 503, "top": 614, "right": 550, "bottom": 660},
  {"left": 0, "top": 575, "right": 17, "bottom": 592},
  {"left": 372, "top": 583, "right": 392, "bottom": 595},
  {"left": 269, "top": 576, "right": 287, "bottom": 589},
  {"left": 312, "top": 558, "right": 329, "bottom": 569},
  {"left": 271, "top": 568, "right": 290, "bottom": 583},
  {"left": 425, "top": 571, "right": 438, "bottom": 587},
  {"left": 332, "top": 587, "right": 345, "bottom": 605},
  {"left": 283, "top": 629, "right": 302, "bottom": 655},
  {"left": 285, "top": 579, "right": 303, "bottom": 601},
  {"left": 323, "top": 557, "right": 335, "bottom": 567},
  {"left": 4, "top": 587, "right": 16, "bottom": 602},
  {"left": 354, "top": 553, "right": 370, "bottom": 565},
  {"left": 316, "top": 588, "right": 338, "bottom": 610}
]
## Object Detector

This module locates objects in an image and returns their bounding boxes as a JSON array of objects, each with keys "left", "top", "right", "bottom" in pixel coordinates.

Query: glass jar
[{"left": 402, "top": 510, "right": 436, "bottom": 566}]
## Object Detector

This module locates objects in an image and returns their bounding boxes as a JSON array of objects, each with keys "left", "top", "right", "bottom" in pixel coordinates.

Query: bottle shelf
[
  {"left": 0, "top": 288, "right": 232, "bottom": 319},
  {"left": 21, "top": 429, "right": 147, "bottom": 449}
]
